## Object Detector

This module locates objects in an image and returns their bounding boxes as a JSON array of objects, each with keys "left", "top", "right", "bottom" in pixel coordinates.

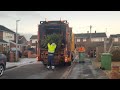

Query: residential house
[
  {"left": 10, "top": 35, "right": 28, "bottom": 53},
  {"left": 75, "top": 32, "right": 107, "bottom": 46},
  {"left": 18, "top": 35, "right": 28, "bottom": 52},
  {"left": 30, "top": 35, "right": 37, "bottom": 48},
  {"left": 75, "top": 32, "right": 107, "bottom": 55},
  {"left": 0, "top": 25, "right": 28, "bottom": 53},
  {"left": 0, "top": 25, "right": 15, "bottom": 52},
  {"left": 109, "top": 34, "right": 120, "bottom": 46},
  {"left": 0, "top": 39, "right": 8, "bottom": 52}
]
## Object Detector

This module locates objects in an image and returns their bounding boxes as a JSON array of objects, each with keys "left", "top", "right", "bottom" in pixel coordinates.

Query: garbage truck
[{"left": 37, "top": 20, "right": 73, "bottom": 66}]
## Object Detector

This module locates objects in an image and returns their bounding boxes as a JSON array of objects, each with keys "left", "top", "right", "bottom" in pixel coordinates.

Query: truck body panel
[{"left": 37, "top": 20, "right": 73, "bottom": 66}]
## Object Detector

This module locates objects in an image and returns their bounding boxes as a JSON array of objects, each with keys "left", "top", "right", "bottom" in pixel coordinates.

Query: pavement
[
  {"left": 67, "top": 54, "right": 109, "bottom": 79},
  {"left": 6, "top": 58, "right": 39, "bottom": 70}
]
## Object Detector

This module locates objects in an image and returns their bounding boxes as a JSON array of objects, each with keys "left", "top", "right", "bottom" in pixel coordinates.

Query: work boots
[
  {"left": 47, "top": 66, "right": 55, "bottom": 70},
  {"left": 51, "top": 66, "right": 55, "bottom": 70},
  {"left": 47, "top": 66, "right": 50, "bottom": 69}
]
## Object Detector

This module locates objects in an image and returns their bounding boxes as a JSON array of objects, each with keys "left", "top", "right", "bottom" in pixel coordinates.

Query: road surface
[
  {"left": 0, "top": 59, "right": 108, "bottom": 79},
  {"left": 0, "top": 62, "right": 70, "bottom": 79}
]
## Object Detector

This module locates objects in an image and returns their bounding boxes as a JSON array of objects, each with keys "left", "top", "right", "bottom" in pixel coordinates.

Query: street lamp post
[{"left": 16, "top": 20, "right": 20, "bottom": 62}]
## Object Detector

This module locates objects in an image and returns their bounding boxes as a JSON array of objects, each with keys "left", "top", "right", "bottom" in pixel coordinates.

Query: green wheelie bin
[
  {"left": 79, "top": 52, "right": 85, "bottom": 63},
  {"left": 101, "top": 53, "right": 112, "bottom": 70}
]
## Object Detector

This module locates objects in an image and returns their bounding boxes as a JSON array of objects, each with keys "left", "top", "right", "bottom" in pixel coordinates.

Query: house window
[
  {"left": 91, "top": 38, "right": 104, "bottom": 42},
  {"left": 101, "top": 38, "right": 104, "bottom": 41},
  {"left": 77, "top": 39, "right": 80, "bottom": 42},
  {"left": 99, "top": 38, "right": 104, "bottom": 41},
  {"left": 83, "top": 38, "right": 86, "bottom": 42},
  {"left": 91, "top": 38, "right": 98, "bottom": 42},
  {"left": 114, "top": 38, "right": 118, "bottom": 42}
]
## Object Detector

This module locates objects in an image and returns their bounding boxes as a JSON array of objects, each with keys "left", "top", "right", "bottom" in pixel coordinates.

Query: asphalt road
[
  {"left": 0, "top": 62, "right": 70, "bottom": 79},
  {"left": 0, "top": 58, "right": 109, "bottom": 79}
]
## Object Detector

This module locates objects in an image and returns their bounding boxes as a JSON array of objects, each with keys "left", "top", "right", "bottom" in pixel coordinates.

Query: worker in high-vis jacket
[
  {"left": 47, "top": 43, "right": 57, "bottom": 70},
  {"left": 78, "top": 45, "right": 85, "bottom": 63}
]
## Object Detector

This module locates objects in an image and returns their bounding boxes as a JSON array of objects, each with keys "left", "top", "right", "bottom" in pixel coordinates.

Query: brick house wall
[
  {"left": 0, "top": 31, "right": 3, "bottom": 39},
  {"left": 10, "top": 43, "right": 18, "bottom": 49}
]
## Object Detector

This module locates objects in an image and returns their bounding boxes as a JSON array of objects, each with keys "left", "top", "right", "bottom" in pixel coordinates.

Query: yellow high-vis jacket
[{"left": 48, "top": 43, "right": 57, "bottom": 53}]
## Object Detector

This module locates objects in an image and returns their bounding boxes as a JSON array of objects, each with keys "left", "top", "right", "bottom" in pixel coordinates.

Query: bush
[
  {"left": 41, "top": 33, "right": 63, "bottom": 49},
  {"left": 111, "top": 50, "right": 120, "bottom": 61}
]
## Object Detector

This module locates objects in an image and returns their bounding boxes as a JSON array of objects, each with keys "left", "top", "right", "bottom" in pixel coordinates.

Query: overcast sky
[{"left": 0, "top": 11, "right": 120, "bottom": 39}]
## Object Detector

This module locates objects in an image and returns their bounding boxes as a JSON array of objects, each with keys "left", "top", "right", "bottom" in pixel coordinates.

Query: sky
[{"left": 0, "top": 11, "right": 120, "bottom": 40}]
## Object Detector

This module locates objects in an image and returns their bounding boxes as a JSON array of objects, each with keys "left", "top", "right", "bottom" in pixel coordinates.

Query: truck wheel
[
  {"left": 63, "top": 62, "right": 66, "bottom": 66},
  {"left": 43, "top": 64, "right": 47, "bottom": 66},
  {"left": 43, "top": 62, "right": 47, "bottom": 66},
  {"left": 67, "top": 62, "right": 71, "bottom": 66},
  {"left": 42, "top": 61, "right": 47, "bottom": 66},
  {"left": 71, "top": 55, "right": 74, "bottom": 61}
]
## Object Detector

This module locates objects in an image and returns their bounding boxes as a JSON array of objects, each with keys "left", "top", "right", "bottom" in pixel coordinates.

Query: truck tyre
[
  {"left": 43, "top": 63, "right": 47, "bottom": 66},
  {"left": 42, "top": 61, "right": 47, "bottom": 66},
  {"left": 67, "top": 62, "right": 71, "bottom": 66},
  {"left": 71, "top": 55, "right": 74, "bottom": 61},
  {"left": 63, "top": 62, "right": 66, "bottom": 66}
]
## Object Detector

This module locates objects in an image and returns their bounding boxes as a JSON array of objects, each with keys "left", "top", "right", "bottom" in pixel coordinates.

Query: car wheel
[{"left": 0, "top": 65, "right": 4, "bottom": 77}]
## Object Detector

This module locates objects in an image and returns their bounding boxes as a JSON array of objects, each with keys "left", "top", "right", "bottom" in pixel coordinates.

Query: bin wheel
[
  {"left": 79, "top": 61, "right": 85, "bottom": 63},
  {"left": 100, "top": 67, "right": 105, "bottom": 70}
]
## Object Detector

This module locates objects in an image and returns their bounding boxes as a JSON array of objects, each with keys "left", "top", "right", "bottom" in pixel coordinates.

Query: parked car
[{"left": 0, "top": 53, "right": 7, "bottom": 77}]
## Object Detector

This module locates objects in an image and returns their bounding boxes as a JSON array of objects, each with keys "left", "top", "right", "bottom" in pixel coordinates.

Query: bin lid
[{"left": 101, "top": 53, "right": 112, "bottom": 56}]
